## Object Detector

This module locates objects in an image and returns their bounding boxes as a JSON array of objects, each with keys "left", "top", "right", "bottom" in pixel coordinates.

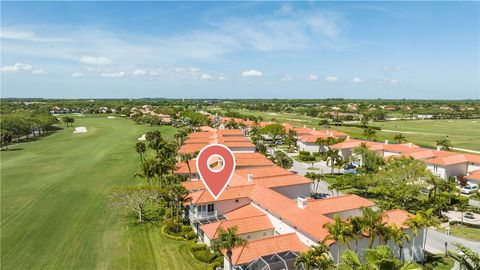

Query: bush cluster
[{"left": 189, "top": 243, "right": 219, "bottom": 264}]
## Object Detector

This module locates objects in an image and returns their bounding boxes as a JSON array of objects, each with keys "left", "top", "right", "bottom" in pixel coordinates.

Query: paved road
[{"left": 426, "top": 228, "right": 480, "bottom": 255}]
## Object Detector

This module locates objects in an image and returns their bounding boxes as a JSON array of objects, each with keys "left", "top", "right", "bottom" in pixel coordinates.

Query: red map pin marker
[{"left": 196, "top": 144, "right": 236, "bottom": 200}]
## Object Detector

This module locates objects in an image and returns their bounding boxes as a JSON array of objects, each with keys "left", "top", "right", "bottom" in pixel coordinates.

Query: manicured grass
[
  {"left": 1, "top": 116, "right": 205, "bottom": 270},
  {"left": 437, "top": 225, "right": 480, "bottom": 241},
  {"left": 217, "top": 109, "right": 480, "bottom": 151},
  {"left": 423, "top": 253, "right": 455, "bottom": 270}
]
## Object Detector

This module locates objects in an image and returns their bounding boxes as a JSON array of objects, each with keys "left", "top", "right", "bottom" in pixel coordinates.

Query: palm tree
[
  {"left": 316, "top": 138, "right": 327, "bottom": 154},
  {"left": 361, "top": 207, "right": 386, "bottom": 248},
  {"left": 135, "top": 142, "right": 146, "bottom": 163},
  {"left": 323, "top": 149, "right": 342, "bottom": 174},
  {"left": 394, "top": 133, "right": 407, "bottom": 144},
  {"left": 348, "top": 216, "right": 365, "bottom": 253},
  {"left": 323, "top": 215, "right": 353, "bottom": 263},
  {"left": 389, "top": 223, "right": 411, "bottom": 262},
  {"left": 213, "top": 226, "right": 247, "bottom": 270},
  {"left": 418, "top": 208, "right": 440, "bottom": 264},
  {"left": 436, "top": 138, "right": 452, "bottom": 151},
  {"left": 134, "top": 158, "right": 157, "bottom": 186},
  {"left": 455, "top": 201, "right": 469, "bottom": 227},
  {"left": 339, "top": 247, "right": 420, "bottom": 270},
  {"left": 295, "top": 243, "right": 333, "bottom": 270},
  {"left": 404, "top": 214, "right": 422, "bottom": 262},
  {"left": 448, "top": 243, "right": 480, "bottom": 270},
  {"left": 362, "top": 127, "right": 377, "bottom": 141},
  {"left": 180, "top": 153, "right": 195, "bottom": 180}
]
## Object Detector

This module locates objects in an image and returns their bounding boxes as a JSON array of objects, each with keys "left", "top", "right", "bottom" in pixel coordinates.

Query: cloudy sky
[{"left": 1, "top": 1, "right": 479, "bottom": 99}]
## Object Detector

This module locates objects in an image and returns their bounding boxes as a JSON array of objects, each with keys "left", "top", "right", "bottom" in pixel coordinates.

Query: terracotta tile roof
[
  {"left": 463, "top": 153, "right": 480, "bottom": 164},
  {"left": 229, "top": 167, "right": 293, "bottom": 186},
  {"left": 383, "top": 143, "right": 420, "bottom": 153},
  {"left": 175, "top": 160, "right": 197, "bottom": 174},
  {"left": 383, "top": 209, "right": 412, "bottom": 229},
  {"left": 188, "top": 185, "right": 254, "bottom": 204},
  {"left": 201, "top": 215, "right": 273, "bottom": 240},
  {"left": 254, "top": 174, "right": 312, "bottom": 188},
  {"left": 249, "top": 185, "right": 333, "bottom": 242},
  {"left": 199, "top": 126, "right": 216, "bottom": 132},
  {"left": 298, "top": 134, "right": 329, "bottom": 143},
  {"left": 221, "top": 141, "right": 255, "bottom": 148},
  {"left": 229, "top": 233, "right": 310, "bottom": 265},
  {"left": 235, "top": 158, "right": 274, "bottom": 167},
  {"left": 465, "top": 170, "right": 480, "bottom": 181},
  {"left": 425, "top": 154, "right": 469, "bottom": 166},
  {"left": 182, "top": 181, "right": 205, "bottom": 191},
  {"left": 217, "top": 136, "right": 252, "bottom": 142},
  {"left": 224, "top": 204, "right": 266, "bottom": 220},
  {"left": 187, "top": 132, "right": 216, "bottom": 138},
  {"left": 184, "top": 137, "right": 213, "bottom": 144},
  {"left": 290, "top": 127, "right": 312, "bottom": 135},
  {"left": 216, "top": 129, "right": 245, "bottom": 136},
  {"left": 178, "top": 143, "right": 207, "bottom": 154},
  {"left": 306, "top": 195, "right": 376, "bottom": 215}
]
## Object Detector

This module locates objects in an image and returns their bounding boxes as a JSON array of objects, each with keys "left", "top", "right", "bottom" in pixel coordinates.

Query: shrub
[
  {"left": 298, "top": 155, "right": 316, "bottom": 162},
  {"left": 186, "top": 231, "right": 197, "bottom": 240},
  {"left": 181, "top": 225, "right": 193, "bottom": 234},
  {"left": 193, "top": 249, "right": 218, "bottom": 263},
  {"left": 143, "top": 202, "right": 165, "bottom": 221},
  {"left": 299, "top": 151, "right": 310, "bottom": 156},
  {"left": 312, "top": 152, "right": 321, "bottom": 157},
  {"left": 190, "top": 243, "right": 208, "bottom": 252},
  {"left": 161, "top": 225, "right": 186, "bottom": 241},
  {"left": 207, "top": 255, "right": 224, "bottom": 270}
]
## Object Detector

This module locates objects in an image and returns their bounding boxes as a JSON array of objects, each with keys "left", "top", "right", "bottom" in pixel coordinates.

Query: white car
[{"left": 461, "top": 184, "right": 479, "bottom": 195}]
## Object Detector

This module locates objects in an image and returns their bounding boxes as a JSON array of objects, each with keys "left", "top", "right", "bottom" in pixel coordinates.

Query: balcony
[{"left": 189, "top": 210, "right": 218, "bottom": 221}]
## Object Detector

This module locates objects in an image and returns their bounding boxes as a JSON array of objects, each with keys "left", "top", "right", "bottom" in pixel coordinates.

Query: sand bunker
[
  {"left": 138, "top": 134, "right": 146, "bottom": 141},
  {"left": 73, "top": 127, "right": 88, "bottom": 133}
]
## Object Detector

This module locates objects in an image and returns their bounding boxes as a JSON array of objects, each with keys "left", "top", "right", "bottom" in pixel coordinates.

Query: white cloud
[
  {"left": 241, "top": 69, "right": 262, "bottom": 77},
  {"left": 280, "top": 75, "right": 292, "bottom": 81},
  {"left": 306, "top": 74, "right": 318, "bottom": 81},
  {"left": 383, "top": 66, "right": 402, "bottom": 72},
  {"left": 101, "top": 71, "right": 125, "bottom": 78},
  {"left": 80, "top": 56, "right": 112, "bottom": 65},
  {"left": 1, "top": 63, "right": 32, "bottom": 72},
  {"left": 276, "top": 3, "right": 293, "bottom": 15},
  {"left": 31, "top": 69, "right": 46, "bottom": 75},
  {"left": 0, "top": 29, "right": 71, "bottom": 42},
  {"left": 325, "top": 76, "right": 338, "bottom": 82},
  {"left": 352, "top": 77, "right": 365, "bottom": 83},
  {"left": 218, "top": 76, "right": 227, "bottom": 80},
  {"left": 72, "top": 72, "right": 83, "bottom": 77},
  {"left": 132, "top": 69, "right": 147, "bottom": 76},
  {"left": 200, "top": 73, "right": 213, "bottom": 80},
  {"left": 390, "top": 79, "right": 399, "bottom": 84}
]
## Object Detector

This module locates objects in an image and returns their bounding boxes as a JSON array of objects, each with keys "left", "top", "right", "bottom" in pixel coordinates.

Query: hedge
[
  {"left": 337, "top": 123, "right": 382, "bottom": 130},
  {"left": 298, "top": 151, "right": 310, "bottom": 156},
  {"left": 449, "top": 220, "right": 480, "bottom": 229},
  {"left": 161, "top": 224, "right": 187, "bottom": 241}
]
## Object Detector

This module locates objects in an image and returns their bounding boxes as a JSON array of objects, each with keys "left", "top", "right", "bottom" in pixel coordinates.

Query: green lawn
[
  {"left": 1, "top": 116, "right": 205, "bottom": 270},
  {"left": 438, "top": 225, "right": 480, "bottom": 241},
  {"left": 217, "top": 109, "right": 480, "bottom": 151}
]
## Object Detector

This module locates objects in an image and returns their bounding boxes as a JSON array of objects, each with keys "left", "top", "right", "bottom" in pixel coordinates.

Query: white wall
[
  {"left": 428, "top": 163, "right": 468, "bottom": 181},
  {"left": 468, "top": 164, "right": 480, "bottom": 172},
  {"left": 231, "top": 147, "right": 256, "bottom": 153},
  {"left": 214, "top": 198, "right": 251, "bottom": 216},
  {"left": 324, "top": 208, "right": 363, "bottom": 220},
  {"left": 272, "top": 184, "right": 310, "bottom": 199},
  {"left": 297, "top": 142, "right": 326, "bottom": 153},
  {"left": 250, "top": 202, "right": 319, "bottom": 247}
]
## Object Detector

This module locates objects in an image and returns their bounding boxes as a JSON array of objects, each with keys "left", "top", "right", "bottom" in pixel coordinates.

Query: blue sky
[{"left": 1, "top": 1, "right": 479, "bottom": 99}]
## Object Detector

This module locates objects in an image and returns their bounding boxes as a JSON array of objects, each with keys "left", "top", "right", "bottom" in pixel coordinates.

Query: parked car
[
  {"left": 461, "top": 184, "right": 479, "bottom": 195},
  {"left": 343, "top": 164, "right": 357, "bottom": 170}
]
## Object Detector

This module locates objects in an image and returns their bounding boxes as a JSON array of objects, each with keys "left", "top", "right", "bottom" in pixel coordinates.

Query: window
[
  {"left": 247, "top": 235, "right": 251, "bottom": 239},
  {"left": 433, "top": 165, "right": 438, "bottom": 172},
  {"left": 207, "top": 203, "right": 215, "bottom": 212},
  {"left": 235, "top": 199, "right": 239, "bottom": 203},
  {"left": 198, "top": 205, "right": 206, "bottom": 212}
]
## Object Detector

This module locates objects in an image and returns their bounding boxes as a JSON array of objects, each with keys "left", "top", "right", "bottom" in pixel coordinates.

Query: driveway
[
  {"left": 426, "top": 228, "right": 480, "bottom": 255},
  {"left": 444, "top": 210, "right": 480, "bottom": 225}
]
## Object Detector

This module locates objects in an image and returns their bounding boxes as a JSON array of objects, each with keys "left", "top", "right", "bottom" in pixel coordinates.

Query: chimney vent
[
  {"left": 297, "top": 197, "right": 307, "bottom": 209},
  {"left": 385, "top": 140, "right": 389, "bottom": 145},
  {"left": 436, "top": 146, "right": 441, "bottom": 151},
  {"left": 347, "top": 135, "right": 350, "bottom": 140},
  {"left": 408, "top": 143, "right": 412, "bottom": 148},
  {"left": 247, "top": 173, "right": 254, "bottom": 182}
]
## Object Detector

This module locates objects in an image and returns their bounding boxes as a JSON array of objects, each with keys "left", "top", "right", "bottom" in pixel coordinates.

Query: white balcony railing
[{"left": 189, "top": 210, "right": 218, "bottom": 221}]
